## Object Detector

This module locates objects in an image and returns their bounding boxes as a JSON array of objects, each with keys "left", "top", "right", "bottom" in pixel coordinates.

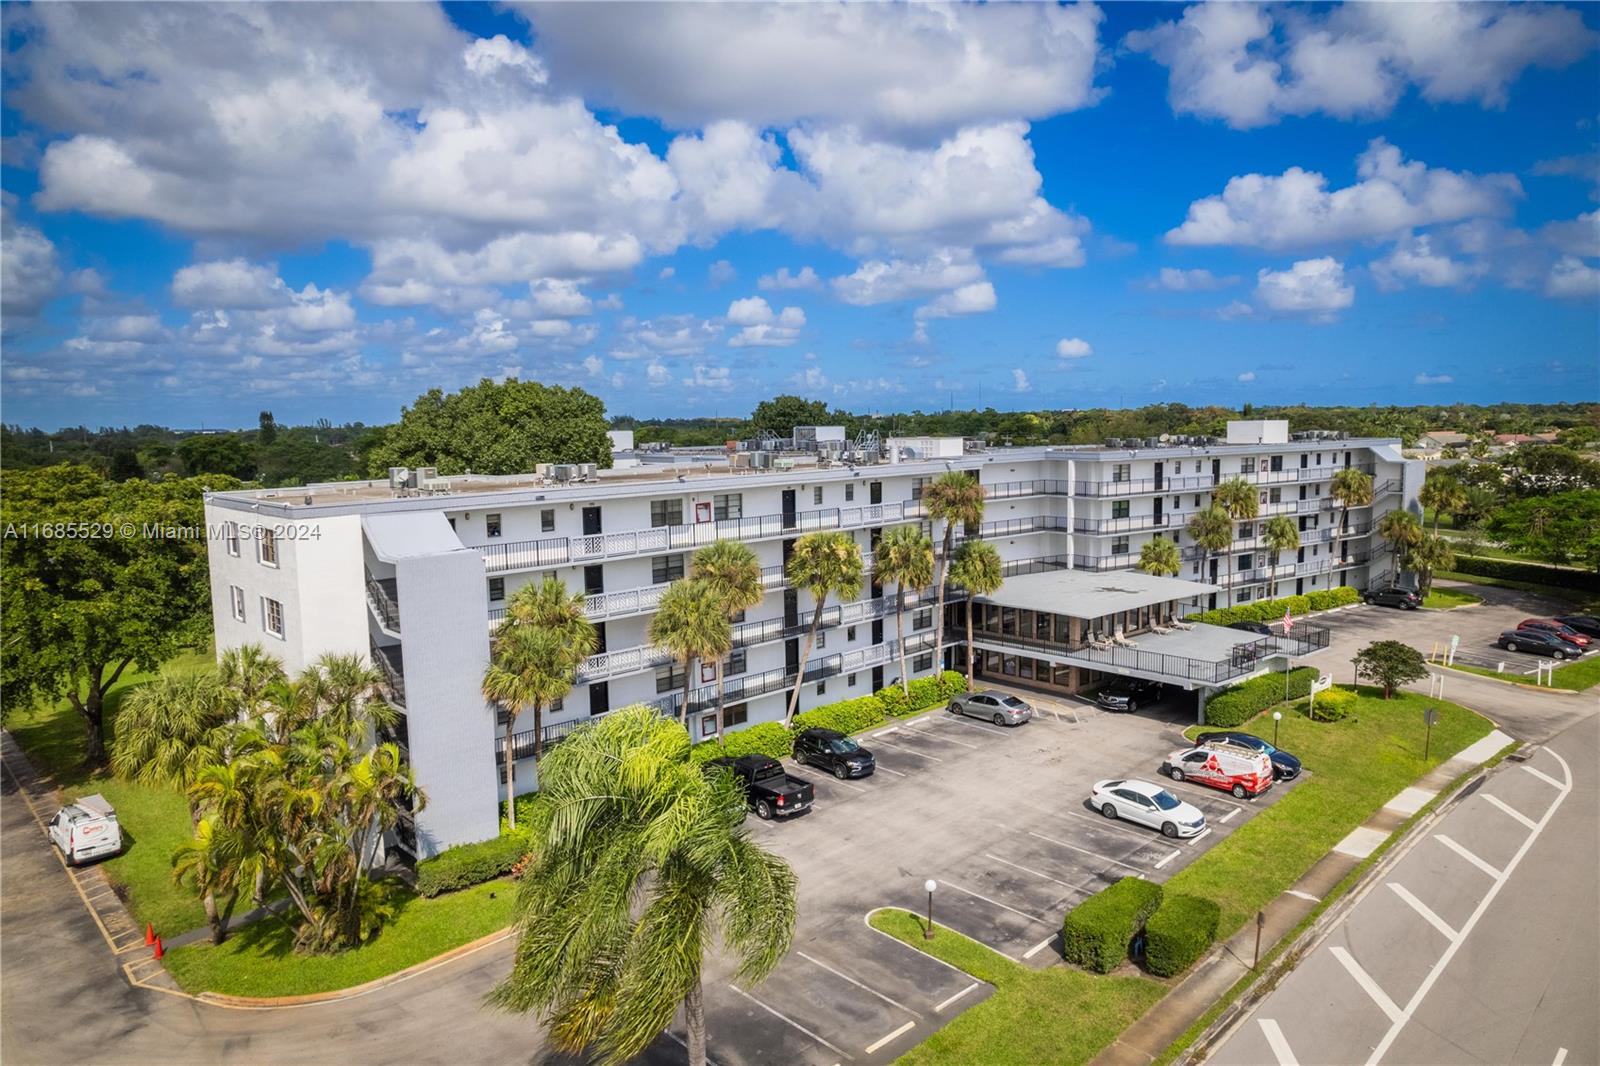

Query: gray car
[{"left": 947, "top": 689, "right": 1032, "bottom": 726}]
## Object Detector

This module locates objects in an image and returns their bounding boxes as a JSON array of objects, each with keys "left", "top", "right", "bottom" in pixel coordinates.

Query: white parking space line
[
  {"left": 664, "top": 1029, "right": 727, "bottom": 1066},
  {"left": 870, "top": 738, "right": 946, "bottom": 762},
  {"left": 1220, "top": 808, "right": 1242, "bottom": 823},
  {"left": 1183, "top": 827, "right": 1214, "bottom": 847},
  {"left": 1023, "top": 933, "right": 1059, "bottom": 960},
  {"left": 796, "top": 952, "right": 923, "bottom": 1018},
  {"left": 873, "top": 763, "right": 908, "bottom": 777},
  {"left": 1522, "top": 764, "right": 1563, "bottom": 790},
  {"left": 1026, "top": 830, "right": 1147, "bottom": 874},
  {"left": 727, "top": 984, "right": 852, "bottom": 1060},
  {"left": 1483, "top": 794, "right": 1537, "bottom": 830},
  {"left": 1260, "top": 1019, "right": 1301, "bottom": 1066},
  {"left": 935, "top": 715, "right": 1014, "bottom": 738},
  {"left": 1552, "top": 1048, "right": 1568, "bottom": 1066},
  {"left": 1435, "top": 834, "right": 1502, "bottom": 879},
  {"left": 1386, "top": 883, "right": 1459, "bottom": 942},
  {"left": 984, "top": 852, "right": 1096, "bottom": 894},
  {"left": 1153, "top": 848, "right": 1183, "bottom": 870},
  {"left": 861, "top": 912, "right": 971, "bottom": 977},
  {"left": 938, "top": 878, "right": 1049, "bottom": 924},
  {"left": 1331, "top": 946, "right": 1405, "bottom": 1024},
  {"left": 934, "top": 982, "right": 979, "bottom": 1013},
  {"left": 865, "top": 1021, "right": 915, "bottom": 1056}
]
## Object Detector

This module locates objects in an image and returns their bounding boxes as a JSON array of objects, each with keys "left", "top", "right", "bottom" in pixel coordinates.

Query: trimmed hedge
[
  {"left": 1303, "top": 685, "right": 1358, "bottom": 722},
  {"left": 1450, "top": 554, "right": 1600, "bottom": 593},
  {"left": 1144, "top": 893, "right": 1222, "bottom": 978},
  {"left": 1188, "top": 586, "right": 1359, "bottom": 626},
  {"left": 1203, "top": 667, "right": 1319, "bottom": 728},
  {"left": 1060, "top": 876, "right": 1165, "bottom": 974},
  {"left": 793, "top": 695, "right": 887, "bottom": 736},
  {"left": 690, "top": 721, "right": 794, "bottom": 765},
  {"left": 416, "top": 831, "right": 531, "bottom": 898}
]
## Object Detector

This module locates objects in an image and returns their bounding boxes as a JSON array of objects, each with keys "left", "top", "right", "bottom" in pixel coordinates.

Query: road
[{"left": 1209, "top": 711, "right": 1599, "bottom": 1066}]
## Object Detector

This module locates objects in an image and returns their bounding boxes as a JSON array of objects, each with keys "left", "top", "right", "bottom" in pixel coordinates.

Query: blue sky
[{"left": 2, "top": 1, "right": 1597, "bottom": 429}]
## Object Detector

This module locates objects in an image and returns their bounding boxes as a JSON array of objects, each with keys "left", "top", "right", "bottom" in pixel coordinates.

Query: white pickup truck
[{"left": 48, "top": 794, "right": 123, "bottom": 865}]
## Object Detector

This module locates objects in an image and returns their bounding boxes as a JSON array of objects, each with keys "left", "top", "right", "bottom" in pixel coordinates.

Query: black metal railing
[
  {"left": 365, "top": 572, "right": 400, "bottom": 632},
  {"left": 1073, "top": 514, "right": 1171, "bottom": 535},
  {"left": 370, "top": 640, "right": 406, "bottom": 707}
]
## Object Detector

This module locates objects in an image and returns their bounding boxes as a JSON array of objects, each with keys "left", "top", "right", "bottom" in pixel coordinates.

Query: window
[
  {"left": 589, "top": 682, "right": 609, "bottom": 717},
  {"left": 847, "top": 672, "right": 857, "bottom": 687},
  {"left": 1112, "top": 463, "right": 1131, "bottom": 483},
  {"left": 1112, "top": 537, "right": 1130, "bottom": 555},
  {"left": 652, "top": 554, "right": 685, "bottom": 584},
  {"left": 913, "top": 652, "right": 933, "bottom": 672},
  {"left": 1239, "top": 553, "right": 1254, "bottom": 570},
  {"left": 1112, "top": 500, "right": 1130, "bottom": 519},
  {"left": 486, "top": 513, "right": 502, "bottom": 538},
  {"left": 1238, "top": 586, "right": 1253, "bottom": 603},
  {"left": 488, "top": 578, "right": 505, "bottom": 602},
  {"left": 817, "top": 680, "right": 826, "bottom": 696},
  {"left": 911, "top": 477, "right": 927, "bottom": 501},
  {"left": 263, "top": 597, "right": 285, "bottom": 638},
  {"left": 725, "top": 648, "right": 747, "bottom": 677},
  {"left": 540, "top": 509, "right": 555, "bottom": 532},
  {"left": 724, "top": 703, "right": 748, "bottom": 727},
  {"left": 230, "top": 585, "right": 246, "bottom": 622},
  {"left": 813, "top": 486, "right": 823, "bottom": 505},
  {"left": 650, "top": 499, "right": 683, "bottom": 527},
  {"left": 713, "top": 493, "right": 742, "bottom": 520},
  {"left": 656, "top": 664, "right": 687, "bottom": 694},
  {"left": 846, "top": 625, "right": 857, "bottom": 641},
  {"left": 817, "top": 629, "right": 826, "bottom": 649},
  {"left": 1300, "top": 453, "right": 1309, "bottom": 469},
  {"left": 913, "top": 608, "right": 933, "bottom": 630},
  {"left": 258, "top": 528, "right": 278, "bottom": 567},
  {"left": 845, "top": 483, "right": 855, "bottom": 502},
  {"left": 701, "top": 715, "right": 718, "bottom": 738},
  {"left": 1269, "top": 487, "right": 1281, "bottom": 503},
  {"left": 226, "top": 522, "right": 241, "bottom": 557}
]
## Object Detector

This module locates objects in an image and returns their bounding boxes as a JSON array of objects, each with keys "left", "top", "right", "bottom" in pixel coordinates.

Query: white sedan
[{"left": 1090, "top": 778, "right": 1208, "bottom": 839}]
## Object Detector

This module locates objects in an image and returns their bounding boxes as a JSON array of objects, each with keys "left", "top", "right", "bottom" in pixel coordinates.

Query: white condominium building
[{"left": 204, "top": 419, "right": 1420, "bottom": 856}]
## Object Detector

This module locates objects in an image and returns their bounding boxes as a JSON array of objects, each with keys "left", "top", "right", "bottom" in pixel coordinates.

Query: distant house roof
[
  {"left": 1493, "top": 433, "right": 1557, "bottom": 445},
  {"left": 1420, "top": 431, "right": 1471, "bottom": 447}
]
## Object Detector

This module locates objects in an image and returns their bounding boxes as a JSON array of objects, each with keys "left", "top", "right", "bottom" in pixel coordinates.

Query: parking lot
[{"left": 642, "top": 686, "right": 1300, "bottom": 1065}]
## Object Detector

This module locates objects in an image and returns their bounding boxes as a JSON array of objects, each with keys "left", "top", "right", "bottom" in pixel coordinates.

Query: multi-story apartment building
[{"left": 204, "top": 419, "right": 1421, "bottom": 857}]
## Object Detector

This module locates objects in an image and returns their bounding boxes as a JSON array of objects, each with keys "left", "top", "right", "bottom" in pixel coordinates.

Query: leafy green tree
[
  {"left": 1378, "top": 509, "right": 1424, "bottom": 572},
  {"left": 111, "top": 670, "right": 237, "bottom": 943},
  {"left": 1485, "top": 492, "right": 1600, "bottom": 570},
  {"left": 1352, "top": 640, "right": 1429, "bottom": 699},
  {"left": 1186, "top": 505, "right": 1233, "bottom": 606},
  {"left": 876, "top": 524, "right": 935, "bottom": 695},
  {"left": 490, "top": 705, "right": 796, "bottom": 1066},
  {"left": 1213, "top": 478, "right": 1259, "bottom": 605},
  {"left": 176, "top": 434, "right": 255, "bottom": 479},
  {"left": 1261, "top": 515, "right": 1301, "bottom": 599},
  {"left": 1136, "top": 537, "right": 1181, "bottom": 578},
  {"left": 949, "top": 541, "right": 1003, "bottom": 688},
  {"left": 1411, "top": 535, "right": 1456, "bottom": 597},
  {"left": 1419, "top": 471, "right": 1465, "bottom": 534},
  {"left": 1331, "top": 467, "right": 1374, "bottom": 543},
  {"left": 924, "top": 472, "right": 986, "bottom": 671},
  {"left": 367, "top": 378, "right": 612, "bottom": 476},
  {"left": 748, "top": 395, "right": 832, "bottom": 440},
  {"left": 691, "top": 541, "right": 766, "bottom": 742},
  {"left": 783, "top": 532, "right": 863, "bottom": 723},
  {"left": 257, "top": 410, "right": 277, "bottom": 446},
  {"left": 649, "top": 579, "right": 732, "bottom": 730},
  {"left": 0, "top": 466, "right": 238, "bottom": 765},
  {"left": 108, "top": 448, "right": 144, "bottom": 481}
]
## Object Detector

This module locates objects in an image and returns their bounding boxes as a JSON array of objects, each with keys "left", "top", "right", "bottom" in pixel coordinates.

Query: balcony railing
[
  {"left": 365, "top": 572, "right": 400, "bottom": 633},
  {"left": 956, "top": 516, "right": 1070, "bottom": 542},
  {"left": 1073, "top": 474, "right": 1213, "bottom": 497},
  {"left": 1297, "top": 462, "right": 1375, "bottom": 481},
  {"left": 370, "top": 640, "right": 405, "bottom": 708},
  {"left": 1070, "top": 551, "right": 1141, "bottom": 572},
  {"left": 1073, "top": 514, "right": 1171, "bottom": 535}
]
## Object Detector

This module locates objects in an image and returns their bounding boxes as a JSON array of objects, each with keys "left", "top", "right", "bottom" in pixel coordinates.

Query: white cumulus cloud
[
  {"left": 1056, "top": 337, "right": 1093, "bottom": 358},
  {"left": 1254, "top": 258, "right": 1354, "bottom": 320},
  {"left": 1414, "top": 372, "right": 1455, "bottom": 385},
  {"left": 1012, "top": 368, "right": 1031, "bottom": 393}
]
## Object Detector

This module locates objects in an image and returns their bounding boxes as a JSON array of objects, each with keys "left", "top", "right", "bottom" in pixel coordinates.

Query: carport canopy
[{"left": 975, "top": 567, "right": 1219, "bottom": 618}]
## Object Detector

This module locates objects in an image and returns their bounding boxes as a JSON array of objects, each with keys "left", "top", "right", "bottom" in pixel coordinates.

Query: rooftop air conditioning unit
[
  {"left": 750, "top": 451, "right": 773, "bottom": 469},
  {"left": 415, "top": 466, "right": 437, "bottom": 483},
  {"left": 388, "top": 467, "right": 410, "bottom": 491},
  {"left": 551, "top": 464, "right": 577, "bottom": 482},
  {"left": 579, "top": 463, "right": 598, "bottom": 481}
]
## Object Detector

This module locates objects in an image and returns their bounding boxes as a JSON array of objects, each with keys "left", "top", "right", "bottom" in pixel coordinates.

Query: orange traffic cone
[
  {"left": 145, "top": 922, "right": 155, "bottom": 945},
  {"left": 152, "top": 936, "right": 164, "bottom": 961}
]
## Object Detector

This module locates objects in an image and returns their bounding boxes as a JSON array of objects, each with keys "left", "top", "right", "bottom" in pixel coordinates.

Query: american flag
[{"left": 1282, "top": 607, "right": 1294, "bottom": 633}]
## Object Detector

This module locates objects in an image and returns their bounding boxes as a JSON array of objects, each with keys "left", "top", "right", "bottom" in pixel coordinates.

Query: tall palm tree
[
  {"left": 1186, "top": 506, "right": 1232, "bottom": 607},
  {"left": 1331, "top": 467, "right": 1374, "bottom": 547},
  {"left": 499, "top": 573, "right": 597, "bottom": 646},
  {"left": 948, "top": 540, "right": 1003, "bottom": 689},
  {"left": 1378, "top": 509, "right": 1424, "bottom": 574},
  {"left": 217, "top": 643, "right": 286, "bottom": 720},
  {"left": 1261, "top": 515, "right": 1301, "bottom": 600},
  {"left": 1136, "top": 536, "right": 1181, "bottom": 577},
  {"left": 1213, "top": 477, "right": 1259, "bottom": 606},
  {"left": 692, "top": 541, "right": 765, "bottom": 743},
  {"left": 923, "top": 472, "right": 986, "bottom": 672},
  {"left": 112, "top": 671, "right": 236, "bottom": 943},
  {"left": 491, "top": 705, "right": 796, "bottom": 1066},
  {"left": 1419, "top": 472, "right": 1465, "bottom": 535},
  {"left": 875, "top": 524, "right": 935, "bottom": 695},
  {"left": 783, "top": 531, "right": 863, "bottom": 724},
  {"left": 648, "top": 579, "right": 732, "bottom": 730},
  {"left": 1411, "top": 534, "right": 1456, "bottom": 598}
]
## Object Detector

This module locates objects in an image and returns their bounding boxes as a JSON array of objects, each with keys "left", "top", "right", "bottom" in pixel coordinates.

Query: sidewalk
[{"left": 1092, "top": 728, "right": 1513, "bottom": 1066}]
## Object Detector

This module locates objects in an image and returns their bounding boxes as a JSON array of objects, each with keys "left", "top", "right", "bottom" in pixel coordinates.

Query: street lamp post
[
  {"left": 1272, "top": 711, "right": 1282, "bottom": 748},
  {"left": 924, "top": 879, "right": 937, "bottom": 939}
]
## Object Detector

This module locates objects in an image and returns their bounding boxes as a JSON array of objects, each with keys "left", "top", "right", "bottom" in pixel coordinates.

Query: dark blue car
[{"left": 1194, "top": 731, "right": 1302, "bottom": 780}]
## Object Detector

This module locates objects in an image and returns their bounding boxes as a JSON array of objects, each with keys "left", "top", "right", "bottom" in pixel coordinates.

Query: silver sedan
[{"left": 947, "top": 689, "right": 1032, "bottom": 726}]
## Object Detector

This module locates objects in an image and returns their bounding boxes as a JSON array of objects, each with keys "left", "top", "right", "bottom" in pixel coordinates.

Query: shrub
[
  {"left": 1144, "top": 894, "right": 1222, "bottom": 977},
  {"left": 1307, "top": 587, "right": 1361, "bottom": 611},
  {"left": 1304, "top": 685, "right": 1358, "bottom": 722},
  {"left": 416, "top": 832, "right": 531, "bottom": 897},
  {"left": 692, "top": 720, "right": 794, "bottom": 765},
  {"left": 792, "top": 695, "right": 886, "bottom": 736},
  {"left": 1188, "top": 587, "right": 1358, "bottom": 626},
  {"left": 1203, "top": 667, "right": 1319, "bottom": 728},
  {"left": 1060, "top": 876, "right": 1164, "bottom": 974},
  {"left": 879, "top": 669, "right": 967, "bottom": 718},
  {"left": 1448, "top": 555, "right": 1600, "bottom": 592}
]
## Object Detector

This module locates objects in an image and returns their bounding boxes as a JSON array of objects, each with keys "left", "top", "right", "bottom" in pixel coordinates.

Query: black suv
[
  {"left": 1364, "top": 585, "right": 1420, "bottom": 609},
  {"left": 1498, "top": 629, "right": 1578, "bottom": 659},
  {"left": 792, "top": 728, "right": 876, "bottom": 779},
  {"left": 1096, "top": 678, "right": 1165, "bottom": 713},
  {"left": 1195, "top": 731, "right": 1302, "bottom": 780},
  {"left": 1553, "top": 614, "right": 1600, "bottom": 639}
]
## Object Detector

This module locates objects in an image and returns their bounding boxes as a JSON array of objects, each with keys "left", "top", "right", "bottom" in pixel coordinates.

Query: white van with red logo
[
  {"left": 48, "top": 794, "right": 123, "bottom": 865},
  {"left": 1161, "top": 743, "right": 1274, "bottom": 799}
]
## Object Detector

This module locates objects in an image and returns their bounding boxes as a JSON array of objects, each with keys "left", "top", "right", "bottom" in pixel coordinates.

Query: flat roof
[{"left": 979, "top": 568, "right": 1219, "bottom": 617}]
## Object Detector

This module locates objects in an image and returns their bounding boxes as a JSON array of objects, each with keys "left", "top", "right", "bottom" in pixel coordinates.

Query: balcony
[
  {"left": 1073, "top": 514, "right": 1171, "bottom": 536},
  {"left": 365, "top": 571, "right": 400, "bottom": 633},
  {"left": 1073, "top": 474, "right": 1213, "bottom": 498},
  {"left": 956, "top": 515, "right": 1071, "bottom": 542},
  {"left": 370, "top": 640, "right": 405, "bottom": 708},
  {"left": 1296, "top": 462, "right": 1375, "bottom": 481},
  {"left": 488, "top": 564, "right": 788, "bottom": 629}
]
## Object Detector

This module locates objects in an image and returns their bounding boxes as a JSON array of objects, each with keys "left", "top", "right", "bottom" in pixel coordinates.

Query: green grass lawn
[
  {"left": 869, "top": 909, "right": 1164, "bottom": 1066},
  {"left": 1444, "top": 656, "right": 1600, "bottom": 692},
  {"left": 1422, "top": 587, "right": 1483, "bottom": 610},
  {"left": 1436, "top": 570, "right": 1600, "bottom": 613},
  {"left": 163, "top": 878, "right": 518, "bottom": 997},
  {"left": 2, "top": 650, "right": 214, "bottom": 934},
  {"left": 1175, "top": 688, "right": 1492, "bottom": 935}
]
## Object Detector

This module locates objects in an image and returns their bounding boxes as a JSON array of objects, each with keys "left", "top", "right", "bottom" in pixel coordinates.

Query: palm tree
[
  {"left": 217, "top": 643, "right": 286, "bottom": 719},
  {"left": 1331, "top": 467, "right": 1374, "bottom": 546},
  {"left": 692, "top": 541, "right": 765, "bottom": 743},
  {"left": 1186, "top": 506, "right": 1232, "bottom": 606},
  {"left": 875, "top": 524, "right": 935, "bottom": 695},
  {"left": 923, "top": 472, "right": 986, "bottom": 672},
  {"left": 1213, "top": 477, "right": 1259, "bottom": 606},
  {"left": 648, "top": 579, "right": 732, "bottom": 730},
  {"left": 490, "top": 706, "right": 796, "bottom": 1066},
  {"left": 1411, "top": 534, "right": 1456, "bottom": 598},
  {"left": 783, "top": 531, "right": 863, "bottom": 724},
  {"left": 1420, "top": 472, "right": 1465, "bottom": 535},
  {"left": 1261, "top": 515, "right": 1301, "bottom": 600},
  {"left": 948, "top": 540, "right": 1003, "bottom": 688},
  {"left": 112, "top": 671, "right": 236, "bottom": 943},
  {"left": 1136, "top": 537, "right": 1181, "bottom": 577},
  {"left": 1379, "top": 509, "right": 1424, "bottom": 574}
]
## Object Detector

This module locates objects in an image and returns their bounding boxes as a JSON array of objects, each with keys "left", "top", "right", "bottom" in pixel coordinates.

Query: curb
[{"left": 1430, "top": 664, "right": 1583, "bottom": 697}]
